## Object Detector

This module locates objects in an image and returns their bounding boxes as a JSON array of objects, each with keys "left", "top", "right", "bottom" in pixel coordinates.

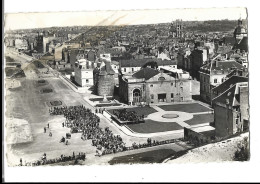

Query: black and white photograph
[{"left": 3, "top": 0, "right": 260, "bottom": 182}]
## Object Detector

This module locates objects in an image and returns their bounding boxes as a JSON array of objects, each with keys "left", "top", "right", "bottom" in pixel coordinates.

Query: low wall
[{"left": 184, "top": 127, "right": 213, "bottom": 145}]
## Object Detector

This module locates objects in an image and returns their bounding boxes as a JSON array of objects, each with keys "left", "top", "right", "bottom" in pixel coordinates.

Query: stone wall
[
  {"left": 214, "top": 103, "right": 235, "bottom": 137},
  {"left": 97, "top": 74, "right": 115, "bottom": 96},
  {"left": 184, "top": 127, "right": 213, "bottom": 145}
]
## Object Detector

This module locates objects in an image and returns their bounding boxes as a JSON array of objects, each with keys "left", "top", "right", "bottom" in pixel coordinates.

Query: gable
[{"left": 146, "top": 72, "right": 174, "bottom": 82}]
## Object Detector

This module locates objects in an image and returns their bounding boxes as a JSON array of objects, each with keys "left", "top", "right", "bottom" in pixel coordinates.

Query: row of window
[
  {"left": 213, "top": 78, "right": 225, "bottom": 83},
  {"left": 150, "top": 93, "right": 182, "bottom": 99},
  {"left": 123, "top": 68, "right": 137, "bottom": 72},
  {"left": 150, "top": 82, "right": 183, "bottom": 87},
  {"left": 201, "top": 75, "right": 225, "bottom": 84}
]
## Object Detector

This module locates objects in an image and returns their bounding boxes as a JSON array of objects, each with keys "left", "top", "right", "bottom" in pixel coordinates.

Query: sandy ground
[
  {"left": 166, "top": 132, "right": 249, "bottom": 163},
  {"left": 6, "top": 118, "right": 33, "bottom": 144}
]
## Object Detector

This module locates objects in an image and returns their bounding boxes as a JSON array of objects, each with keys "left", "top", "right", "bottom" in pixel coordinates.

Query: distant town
[{"left": 4, "top": 17, "right": 249, "bottom": 166}]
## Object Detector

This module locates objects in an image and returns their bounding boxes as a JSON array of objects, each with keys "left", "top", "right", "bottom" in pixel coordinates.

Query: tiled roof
[
  {"left": 211, "top": 60, "right": 245, "bottom": 71},
  {"left": 201, "top": 60, "right": 245, "bottom": 72},
  {"left": 212, "top": 76, "right": 248, "bottom": 95},
  {"left": 212, "top": 84, "right": 236, "bottom": 106},
  {"left": 132, "top": 67, "right": 160, "bottom": 80}
]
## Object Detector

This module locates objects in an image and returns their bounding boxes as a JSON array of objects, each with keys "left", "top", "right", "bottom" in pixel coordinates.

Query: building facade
[
  {"left": 212, "top": 82, "right": 249, "bottom": 137},
  {"left": 74, "top": 59, "right": 94, "bottom": 87},
  {"left": 199, "top": 58, "right": 246, "bottom": 103},
  {"left": 119, "top": 67, "right": 192, "bottom": 105}
]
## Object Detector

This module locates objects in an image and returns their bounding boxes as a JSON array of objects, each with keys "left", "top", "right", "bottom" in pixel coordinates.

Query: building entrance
[
  {"left": 158, "top": 93, "right": 167, "bottom": 102},
  {"left": 133, "top": 88, "right": 141, "bottom": 103}
]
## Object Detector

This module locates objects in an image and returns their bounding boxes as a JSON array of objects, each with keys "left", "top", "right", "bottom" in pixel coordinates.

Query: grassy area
[
  {"left": 108, "top": 149, "right": 176, "bottom": 165},
  {"left": 108, "top": 106, "right": 157, "bottom": 118},
  {"left": 5, "top": 67, "right": 25, "bottom": 78},
  {"left": 185, "top": 114, "right": 214, "bottom": 126},
  {"left": 127, "top": 119, "right": 183, "bottom": 133},
  {"left": 159, "top": 103, "right": 211, "bottom": 113},
  {"left": 5, "top": 56, "right": 15, "bottom": 63}
]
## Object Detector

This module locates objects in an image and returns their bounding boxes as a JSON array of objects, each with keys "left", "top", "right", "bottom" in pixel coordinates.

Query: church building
[{"left": 119, "top": 67, "right": 192, "bottom": 105}]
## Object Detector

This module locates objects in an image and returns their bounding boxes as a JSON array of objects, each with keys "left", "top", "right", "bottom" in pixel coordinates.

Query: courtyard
[{"left": 109, "top": 103, "right": 214, "bottom": 134}]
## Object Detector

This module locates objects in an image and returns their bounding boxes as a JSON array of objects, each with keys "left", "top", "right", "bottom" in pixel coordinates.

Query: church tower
[{"left": 234, "top": 18, "right": 247, "bottom": 43}]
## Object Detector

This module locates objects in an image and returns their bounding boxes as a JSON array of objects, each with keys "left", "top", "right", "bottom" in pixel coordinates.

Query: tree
[{"left": 233, "top": 137, "right": 250, "bottom": 161}]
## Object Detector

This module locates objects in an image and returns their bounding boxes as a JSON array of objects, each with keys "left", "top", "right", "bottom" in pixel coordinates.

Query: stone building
[
  {"left": 212, "top": 82, "right": 249, "bottom": 137},
  {"left": 211, "top": 75, "right": 248, "bottom": 100},
  {"left": 119, "top": 67, "right": 192, "bottom": 105},
  {"left": 93, "top": 61, "right": 115, "bottom": 96},
  {"left": 199, "top": 58, "right": 246, "bottom": 103}
]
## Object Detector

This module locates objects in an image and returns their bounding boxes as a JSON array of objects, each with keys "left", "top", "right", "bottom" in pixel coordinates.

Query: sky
[{"left": 4, "top": 7, "right": 247, "bottom": 30}]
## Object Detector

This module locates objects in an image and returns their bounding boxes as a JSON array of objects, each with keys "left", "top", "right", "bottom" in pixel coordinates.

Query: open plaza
[
  {"left": 4, "top": 50, "right": 207, "bottom": 166},
  {"left": 107, "top": 103, "right": 213, "bottom": 134}
]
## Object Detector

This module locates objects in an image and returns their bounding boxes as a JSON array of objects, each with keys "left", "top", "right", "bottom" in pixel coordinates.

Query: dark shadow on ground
[{"left": 108, "top": 149, "right": 176, "bottom": 165}]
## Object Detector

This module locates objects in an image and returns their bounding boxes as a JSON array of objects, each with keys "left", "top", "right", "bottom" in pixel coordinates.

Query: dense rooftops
[
  {"left": 119, "top": 58, "right": 177, "bottom": 68},
  {"left": 200, "top": 59, "right": 245, "bottom": 74}
]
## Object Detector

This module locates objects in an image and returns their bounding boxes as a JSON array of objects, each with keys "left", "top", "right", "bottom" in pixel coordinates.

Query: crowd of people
[
  {"left": 48, "top": 105, "right": 182, "bottom": 157},
  {"left": 49, "top": 105, "right": 126, "bottom": 156},
  {"left": 18, "top": 152, "right": 86, "bottom": 166}
]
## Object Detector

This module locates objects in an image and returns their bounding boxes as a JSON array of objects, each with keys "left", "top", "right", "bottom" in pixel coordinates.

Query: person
[
  {"left": 42, "top": 153, "right": 46, "bottom": 161},
  {"left": 49, "top": 132, "right": 52, "bottom": 137},
  {"left": 65, "top": 140, "right": 69, "bottom": 145},
  {"left": 60, "top": 136, "right": 65, "bottom": 143},
  {"left": 62, "top": 122, "right": 64, "bottom": 127},
  {"left": 47, "top": 123, "right": 49, "bottom": 128},
  {"left": 20, "top": 158, "right": 22, "bottom": 166},
  {"left": 44, "top": 127, "right": 46, "bottom": 133}
]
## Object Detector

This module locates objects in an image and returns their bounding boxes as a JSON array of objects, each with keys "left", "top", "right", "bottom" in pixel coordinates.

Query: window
[
  {"left": 158, "top": 77, "right": 165, "bottom": 81},
  {"left": 181, "top": 97, "right": 184, "bottom": 101},
  {"left": 151, "top": 94, "right": 154, "bottom": 99},
  {"left": 150, "top": 84, "right": 153, "bottom": 87},
  {"left": 171, "top": 93, "right": 174, "bottom": 98},
  {"left": 124, "top": 68, "right": 126, "bottom": 72},
  {"left": 132, "top": 68, "right": 134, "bottom": 72},
  {"left": 214, "top": 79, "right": 217, "bottom": 83},
  {"left": 222, "top": 78, "right": 225, "bottom": 82},
  {"left": 86, "top": 79, "right": 89, "bottom": 83}
]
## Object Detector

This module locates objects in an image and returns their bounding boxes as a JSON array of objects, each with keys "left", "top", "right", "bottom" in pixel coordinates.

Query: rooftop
[
  {"left": 132, "top": 67, "right": 160, "bottom": 80},
  {"left": 212, "top": 75, "right": 248, "bottom": 94},
  {"left": 119, "top": 58, "right": 177, "bottom": 68}
]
